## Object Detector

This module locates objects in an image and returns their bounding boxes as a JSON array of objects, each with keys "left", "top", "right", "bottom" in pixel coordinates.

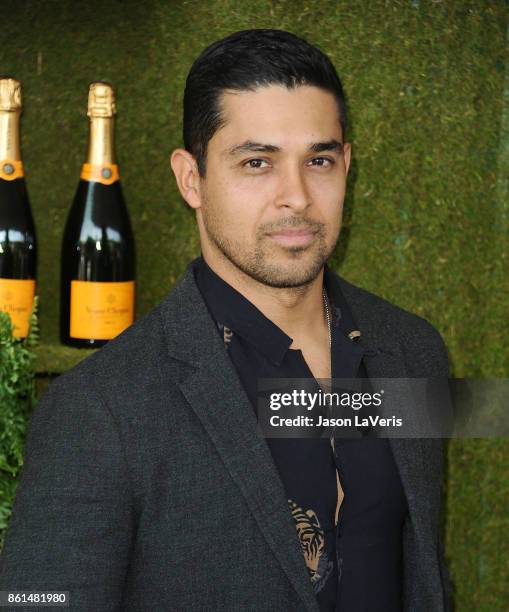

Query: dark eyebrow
[
  {"left": 224, "top": 139, "right": 343, "bottom": 157},
  {"left": 310, "top": 140, "right": 343, "bottom": 154},
  {"left": 225, "top": 141, "right": 280, "bottom": 156}
]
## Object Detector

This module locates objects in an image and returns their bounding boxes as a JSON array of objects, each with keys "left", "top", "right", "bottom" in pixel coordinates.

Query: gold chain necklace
[
  {"left": 322, "top": 287, "right": 332, "bottom": 348},
  {"left": 323, "top": 287, "right": 335, "bottom": 447}
]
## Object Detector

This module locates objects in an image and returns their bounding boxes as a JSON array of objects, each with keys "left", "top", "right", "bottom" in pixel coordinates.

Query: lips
[{"left": 267, "top": 228, "right": 317, "bottom": 246}]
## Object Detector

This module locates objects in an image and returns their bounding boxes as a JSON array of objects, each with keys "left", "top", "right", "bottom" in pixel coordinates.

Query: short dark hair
[{"left": 183, "top": 29, "right": 348, "bottom": 178}]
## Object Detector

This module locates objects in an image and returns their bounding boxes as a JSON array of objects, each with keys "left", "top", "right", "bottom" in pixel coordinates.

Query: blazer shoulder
[
  {"left": 336, "top": 275, "right": 449, "bottom": 374},
  {"left": 42, "top": 261, "right": 198, "bottom": 409}
]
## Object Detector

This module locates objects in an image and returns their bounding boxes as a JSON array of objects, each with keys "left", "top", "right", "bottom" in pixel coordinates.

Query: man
[{"left": 0, "top": 29, "right": 452, "bottom": 611}]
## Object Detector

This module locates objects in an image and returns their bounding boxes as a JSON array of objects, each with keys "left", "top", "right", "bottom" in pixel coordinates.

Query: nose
[{"left": 273, "top": 163, "right": 311, "bottom": 213}]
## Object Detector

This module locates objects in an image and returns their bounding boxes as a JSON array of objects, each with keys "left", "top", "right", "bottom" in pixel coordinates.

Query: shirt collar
[
  {"left": 192, "top": 255, "right": 361, "bottom": 366},
  {"left": 193, "top": 255, "right": 291, "bottom": 365}
]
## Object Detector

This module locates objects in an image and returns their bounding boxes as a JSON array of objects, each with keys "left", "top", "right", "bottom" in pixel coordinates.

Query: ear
[
  {"left": 170, "top": 148, "right": 203, "bottom": 209},
  {"left": 343, "top": 142, "right": 352, "bottom": 176}
]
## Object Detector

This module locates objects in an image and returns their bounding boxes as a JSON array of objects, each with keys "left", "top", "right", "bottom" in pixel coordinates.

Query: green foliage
[{"left": 0, "top": 296, "right": 39, "bottom": 552}]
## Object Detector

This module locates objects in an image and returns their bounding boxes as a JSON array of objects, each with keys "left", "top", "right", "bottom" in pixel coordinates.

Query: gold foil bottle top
[
  {"left": 0, "top": 78, "right": 22, "bottom": 111},
  {"left": 87, "top": 82, "right": 116, "bottom": 118}
]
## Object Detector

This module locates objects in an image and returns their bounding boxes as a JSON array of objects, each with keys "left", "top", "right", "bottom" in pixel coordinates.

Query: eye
[
  {"left": 242, "top": 159, "right": 269, "bottom": 169},
  {"left": 308, "top": 157, "right": 334, "bottom": 167}
]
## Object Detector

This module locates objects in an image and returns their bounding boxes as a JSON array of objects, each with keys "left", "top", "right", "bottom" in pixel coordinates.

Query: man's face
[{"left": 196, "top": 84, "right": 351, "bottom": 288}]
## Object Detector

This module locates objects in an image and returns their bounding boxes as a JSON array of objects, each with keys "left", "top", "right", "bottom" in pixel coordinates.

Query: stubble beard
[{"left": 200, "top": 198, "right": 338, "bottom": 289}]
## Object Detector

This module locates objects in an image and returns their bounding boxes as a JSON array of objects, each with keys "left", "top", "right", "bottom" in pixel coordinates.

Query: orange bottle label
[
  {"left": 70, "top": 280, "right": 135, "bottom": 340},
  {"left": 0, "top": 278, "right": 36, "bottom": 338},
  {"left": 0, "top": 160, "right": 24, "bottom": 181},
  {"left": 80, "top": 163, "right": 119, "bottom": 185}
]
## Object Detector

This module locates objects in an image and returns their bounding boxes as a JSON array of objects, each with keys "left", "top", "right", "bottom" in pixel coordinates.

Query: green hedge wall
[{"left": 1, "top": 1, "right": 508, "bottom": 609}]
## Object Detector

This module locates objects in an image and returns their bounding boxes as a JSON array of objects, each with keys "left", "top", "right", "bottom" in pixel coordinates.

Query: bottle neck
[
  {"left": 86, "top": 116, "right": 115, "bottom": 165},
  {"left": 0, "top": 110, "right": 21, "bottom": 161}
]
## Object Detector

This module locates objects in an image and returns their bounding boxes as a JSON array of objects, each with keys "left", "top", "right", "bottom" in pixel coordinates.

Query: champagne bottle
[
  {"left": 60, "top": 82, "right": 135, "bottom": 348},
  {"left": 0, "top": 77, "right": 37, "bottom": 339}
]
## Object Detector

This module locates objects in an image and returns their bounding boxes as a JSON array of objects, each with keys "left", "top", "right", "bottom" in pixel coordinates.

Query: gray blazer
[{"left": 0, "top": 258, "right": 453, "bottom": 611}]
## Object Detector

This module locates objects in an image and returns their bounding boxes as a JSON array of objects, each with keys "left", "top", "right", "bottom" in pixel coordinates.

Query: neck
[
  {"left": 200, "top": 249, "right": 330, "bottom": 349},
  {"left": 86, "top": 116, "right": 115, "bottom": 165}
]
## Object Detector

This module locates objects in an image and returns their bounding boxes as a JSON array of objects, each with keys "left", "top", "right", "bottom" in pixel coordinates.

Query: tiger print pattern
[{"left": 288, "top": 499, "right": 334, "bottom": 593}]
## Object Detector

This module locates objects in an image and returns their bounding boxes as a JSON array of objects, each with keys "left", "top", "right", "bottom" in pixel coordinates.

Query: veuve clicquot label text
[
  {"left": 0, "top": 278, "right": 35, "bottom": 338},
  {"left": 70, "top": 279, "right": 135, "bottom": 340}
]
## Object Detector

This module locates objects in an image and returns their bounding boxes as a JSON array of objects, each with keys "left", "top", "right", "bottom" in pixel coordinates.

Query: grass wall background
[{"left": 1, "top": 1, "right": 507, "bottom": 610}]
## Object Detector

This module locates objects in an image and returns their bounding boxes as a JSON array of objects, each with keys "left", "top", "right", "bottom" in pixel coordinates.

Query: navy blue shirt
[{"left": 193, "top": 255, "right": 408, "bottom": 611}]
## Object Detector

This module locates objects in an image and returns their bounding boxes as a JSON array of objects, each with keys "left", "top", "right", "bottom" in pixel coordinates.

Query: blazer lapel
[
  {"left": 160, "top": 260, "right": 320, "bottom": 612},
  {"left": 362, "top": 344, "right": 433, "bottom": 528},
  {"left": 337, "top": 276, "right": 435, "bottom": 534}
]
